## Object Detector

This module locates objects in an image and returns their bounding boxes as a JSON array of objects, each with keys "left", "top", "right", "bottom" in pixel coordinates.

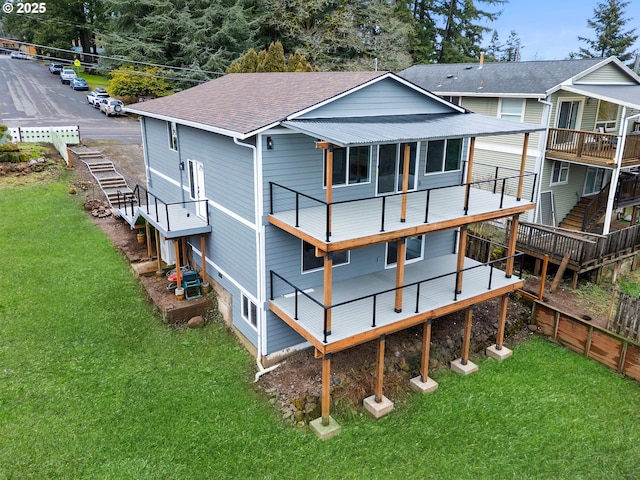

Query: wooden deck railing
[
  {"left": 516, "top": 221, "right": 640, "bottom": 269},
  {"left": 616, "top": 173, "right": 640, "bottom": 207},
  {"left": 547, "top": 128, "right": 617, "bottom": 161}
]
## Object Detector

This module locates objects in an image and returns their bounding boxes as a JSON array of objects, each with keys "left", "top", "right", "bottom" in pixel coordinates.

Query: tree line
[{"left": 1, "top": 0, "right": 637, "bottom": 80}]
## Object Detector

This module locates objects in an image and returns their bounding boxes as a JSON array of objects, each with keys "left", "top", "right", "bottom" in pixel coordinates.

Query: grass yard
[{"left": 1, "top": 172, "right": 640, "bottom": 479}]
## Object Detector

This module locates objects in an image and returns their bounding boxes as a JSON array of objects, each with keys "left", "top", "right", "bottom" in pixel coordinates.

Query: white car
[
  {"left": 99, "top": 98, "right": 125, "bottom": 116},
  {"left": 60, "top": 68, "right": 77, "bottom": 85},
  {"left": 10, "top": 51, "right": 27, "bottom": 60},
  {"left": 87, "top": 89, "right": 109, "bottom": 106}
]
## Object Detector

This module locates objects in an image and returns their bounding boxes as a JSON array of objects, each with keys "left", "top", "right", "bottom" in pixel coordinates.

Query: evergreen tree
[
  {"left": 501, "top": 30, "right": 521, "bottom": 62},
  {"left": 576, "top": 0, "right": 637, "bottom": 61},
  {"left": 484, "top": 30, "right": 502, "bottom": 61},
  {"left": 226, "top": 42, "right": 314, "bottom": 73}
]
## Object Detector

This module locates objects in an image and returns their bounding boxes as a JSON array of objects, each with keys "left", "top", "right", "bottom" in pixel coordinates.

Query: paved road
[{"left": 0, "top": 54, "right": 142, "bottom": 144}]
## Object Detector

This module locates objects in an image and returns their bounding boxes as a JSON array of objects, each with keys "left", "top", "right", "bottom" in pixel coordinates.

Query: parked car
[
  {"left": 93, "top": 97, "right": 109, "bottom": 110},
  {"left": 87, "top": 89, "right": 109, "bottom": 106},
  {"left": 60, "top": 68, "right": 77, "bottom": 84},
  {"left": 100, "top": 98, "right": 125, "bottom": 116},
  {"left": 48, "top": 62, "right": 63, "bottom": 74},
  {"left": 10, "top": 51, "right": 28, "bottom": 60},
  {"left": 70, "top": 78, "right": 89, "bottom": 90}
]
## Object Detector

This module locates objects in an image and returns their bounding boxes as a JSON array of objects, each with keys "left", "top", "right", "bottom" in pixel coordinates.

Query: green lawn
[{"left": 1, "top": 172, "right": 640, "bottom": 479}]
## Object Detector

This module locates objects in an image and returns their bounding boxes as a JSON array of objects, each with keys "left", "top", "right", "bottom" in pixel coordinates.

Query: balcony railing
[
  {"left": 547, "top": 128, "right": 640, "bottom": 166},
  {"left": 547, "top": 128, "right": 618, "bottom": 161},
  {"left": 115, "top": 185, "right": 210, "bottom": 232},
  {"left": 616, "top": 173, "right": 640, "bottom": 207},
  {"left": 269, "top": 162, "right": 536, "bottom": 242},
  {"left": 270, "top": 235, "right": 524, "bottom": 343}
]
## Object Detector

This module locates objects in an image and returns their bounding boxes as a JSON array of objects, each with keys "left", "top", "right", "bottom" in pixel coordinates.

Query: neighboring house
[
  {"left": 400, "top": 57, "right": 640, "bottom": 285},
  {"left": 125, "top": 71, "right": 543, "bottom": 436}
]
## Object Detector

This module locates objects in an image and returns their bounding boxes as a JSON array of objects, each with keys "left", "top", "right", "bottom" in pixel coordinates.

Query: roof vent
[
  {"left": 464, "top": 66, "right": 473, "bottom": 70},
  {"left": 446, "top": 74, "right": 453, "bottom": 78}
]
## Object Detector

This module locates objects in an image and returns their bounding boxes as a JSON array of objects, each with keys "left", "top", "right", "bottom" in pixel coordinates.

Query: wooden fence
[
  {"left": 610, "top": 292, "right": 640, "bottom": 342},
  {"left": 532, "top": 301, "right": 640, "bottom": 383}
]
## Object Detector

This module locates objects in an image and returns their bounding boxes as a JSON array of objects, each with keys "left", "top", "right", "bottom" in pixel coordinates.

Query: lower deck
[{"left": 270, "top": 253, "right": 522, "bottom": 354}]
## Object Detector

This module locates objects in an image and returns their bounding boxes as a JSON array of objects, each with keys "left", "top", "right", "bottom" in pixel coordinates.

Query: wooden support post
[
  {"left": 496, "top": 295, "right": 508, "bottom": 350},
  {"left": 534, "top": 258, "right": 541, "bottom": 276},
  {"left": 516, "top": 133, "right": 529, "bottom": 200},
  {"left": 174, "top": 240, "right": 182, "bottom": 286},
  {"left": 394, "top": 239, "right": 406, "bottom": 312},
  {"left": 420, "top": 320, "right": 432, "bottom": 382},
  {"left": 572, "top": 271, "right": 579, "bottom": 290},
  {"left": 200, "top": 235, "right": 207, "bottom": 280},
  {"left": 463, "top": 137, "right": 476, "bottom": 207},
  {"left": 606, "top": 289, "right": 617, "bottom": 330},
  {"left": 322, "top": 143, "right": 334, "bottom": 237},
  {"left": 461, "top": 307, "right": 473, "bottom": 365},
  {"left": 155, "top": 229, "right": 162, "bottom": 272},
  {"left": 538, "top": 254, "right": 549, "bottom": 300},
  {"left": 145, "top": 222, "right": 152, "bottom": 258},
  {"left": 456, "top": 226, "right": 468, "bottom": 294},
  {"left": 375, "top": 335, "right": 386, "bottom": 402},
  {"left": 505, "top": 214, "right": 519, "bottom": 277},
  {"left": 550, "top": 252, "right": 570, "bottom": 293},
  {"left": 321, "top": 353, "right": 331, "bottom": 426},
  {"left": 632, "top": 206, "right": 639, "bottom": 225},
  {"left": 181, "top": 237, "right": 187, "bottom": 266},
  {"left": 400, "top": 143, "right": 411, "bottom": 222},
  {"left": 324, "top": 252, "right": 333, "bottom": 337}
]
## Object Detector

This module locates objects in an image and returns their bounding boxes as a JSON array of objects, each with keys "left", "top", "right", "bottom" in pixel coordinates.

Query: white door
[
  {"left": 188, "top": 160, "right": 207, "bottom": 219},
  {"left": 583, "top": 167, "right": 606, "bottom": 196}
]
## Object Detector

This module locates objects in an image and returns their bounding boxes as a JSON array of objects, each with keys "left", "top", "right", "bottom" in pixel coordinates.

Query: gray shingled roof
[
  {"left": 283, "top": 113, "right": 545, "bottom": 147},
  {"left": 399, "top": 58, "right": 605, "bottom": 96},
  {"left": 126, "top": 71, "right": 388, "bottom": 137}
]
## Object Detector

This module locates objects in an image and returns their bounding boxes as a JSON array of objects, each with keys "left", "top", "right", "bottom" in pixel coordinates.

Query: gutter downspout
[
  {"left": 534, "top": 98, "right": 554, "bottom": 223},
  {"left": 601, "top": 109, "right": 640, "bottom": 235},
  {"left": 233, "top": 136, "right": 281, "bottom": 382}
]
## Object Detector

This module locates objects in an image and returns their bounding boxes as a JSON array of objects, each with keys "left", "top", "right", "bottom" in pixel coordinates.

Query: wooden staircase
[
  {"left": 81, "top": 157, "right": 135, "bottom": 208},
  {"left": 559, "top": 183, "right": 610, "bottom": 232}
]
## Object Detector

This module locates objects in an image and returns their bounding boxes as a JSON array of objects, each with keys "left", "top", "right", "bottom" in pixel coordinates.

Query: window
[
  {"left": 425, "top": 138, "right": 463, "bottom": 174},
  {"left": 550, "top": 161, "right": 569, "bottom": 185},
  {"left": 324, "top": 146, "right": 370, "bottom": 186},
  {"left": 596, "top": 100, "right": 619, "bottom": 132},
  {"left": 241, "top": 294, "right": 257, "bottom": 328},
  {"left": 386, "top": 236, "right": 424, "bottom": 267},
  {"left": 168, "top": 121, "right": 178, "bottom": 151},
  {"left": 499, "top": 98, "right": 525, "bottom": 122},
  {"left": 302, "top": 241, "right": 349, "bottom": 272}
]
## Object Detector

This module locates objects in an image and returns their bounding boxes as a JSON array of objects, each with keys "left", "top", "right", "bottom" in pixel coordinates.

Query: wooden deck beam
[
  {"left": 505, "top": 215, "right": 519, "bottom": 277},
  {"left": 400, "top": 144, "right": 410, "bottom": 222},
  {"left": 463, "top": 137, "right": 476, "bottom": 208},
  {"left": 456, "top": 226, "right": 468, "bottom": 294},
  {"left": 394, "top": 239, "right": 406, "bottom": 312},
  {"left": 321, "top": 353, "right": 331, "bottom": 425},
  {"left": 420, "top": 320, "right": 432, "bottom": 382},
  {"left": 324, "top": 253, "right": 333, "bottom": 339},
  {"left": 375, "top": 335, "right": 386, "bottom": 402},
  {"left": 517, "top": 133, "right": 529, "bottom": 200},
  {"left": 495, "top": 294, "right": 508, "bottom": 349},
  {"left": 461, "top": 307, "right": 473, "bottom": 365}
]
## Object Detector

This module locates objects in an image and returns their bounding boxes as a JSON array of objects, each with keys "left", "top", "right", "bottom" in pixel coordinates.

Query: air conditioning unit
[{"left": 159, "top": 237, "right": 176, "bottom": 266}]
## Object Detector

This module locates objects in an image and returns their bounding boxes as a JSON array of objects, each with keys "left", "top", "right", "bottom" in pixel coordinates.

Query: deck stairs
[
  {"left": 81, "top": 155, "right": 135, "bottom": 208},
  {"left": 559, "top": 196, "right": 606, "bottom": 232}
]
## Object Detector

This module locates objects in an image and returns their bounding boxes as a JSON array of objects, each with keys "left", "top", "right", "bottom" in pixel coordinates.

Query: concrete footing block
[
  {"left": 363, "top": 395, "right": 394, "bottom": 419},
  {"left": 450, "top": 358, "right": 479, "bottom": 375},
  {"left": 486, "top": 345, "right": 513, "bottom": 361},
  {"left": 309, "top": 416, "right": 341, "bottom": 440},
  {"left": 409, "top": 376, "right": 439, "bottom": 393}
]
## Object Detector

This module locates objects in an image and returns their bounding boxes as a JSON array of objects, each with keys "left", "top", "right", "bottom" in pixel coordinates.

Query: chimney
[{"left": 479, "top": 53, "right": 484, "bottom": 69}]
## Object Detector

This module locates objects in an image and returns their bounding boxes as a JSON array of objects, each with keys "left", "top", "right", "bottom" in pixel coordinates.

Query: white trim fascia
[
  {"left": 149, "top": 166, "right": 181, "bottom": 188},
  {"left": 125, "top": 109, "right": 246, "bottom": 139},
  {"left": 436, "top": 92, "right": 545, "bottom": 99},
  {"left": 254, "top": 134, "right": 268, "bottom": 358},
  {"left": 557, "top": 85, "right": 640, "bottom": 111}
]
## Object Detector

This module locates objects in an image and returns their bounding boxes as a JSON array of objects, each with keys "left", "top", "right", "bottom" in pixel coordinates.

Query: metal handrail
[
  {"left": 270, "top": 248, "right": 524, "bottom": 343},
  {"left": 270, "top": 169, "right": 536, "bottom": 241}
]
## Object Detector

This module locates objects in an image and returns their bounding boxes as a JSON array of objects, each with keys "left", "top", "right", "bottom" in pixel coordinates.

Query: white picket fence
[{"left": 7, "top": 126, "right": 80, "bottom": 166}]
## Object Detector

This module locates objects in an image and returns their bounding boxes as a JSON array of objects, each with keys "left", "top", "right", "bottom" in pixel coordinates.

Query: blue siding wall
[
  {"left": 298, "top": 77, "right": 455, "bottom": 119},
  {"left": 144, "top": 118, "right": 182, "bottom": 200}
]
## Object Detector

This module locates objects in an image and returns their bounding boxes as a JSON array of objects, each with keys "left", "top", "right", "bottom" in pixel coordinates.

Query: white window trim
[
  {"left": 423, "top": 139, "right": 464, "bottom": 176},
  {"left": 323, "top": 146, "right": 372, "bottom": 188},
  {"left": 301, "top": 242, "right": 350, "bottom": 274},
  {"left": 498, "top": 98, "right": 525, "bottom": 122},
  {"left": 550, "top": 161, "right": 570, "bottom": 186},
  {"left": 385, "top": 236, "right": 425, "bottom": 269},
  {"left": 241, "top": 293, "right": 258, "bottom": 330},
  {"left": 168, "top": 121, "right": 178, "bottom": 151}
]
